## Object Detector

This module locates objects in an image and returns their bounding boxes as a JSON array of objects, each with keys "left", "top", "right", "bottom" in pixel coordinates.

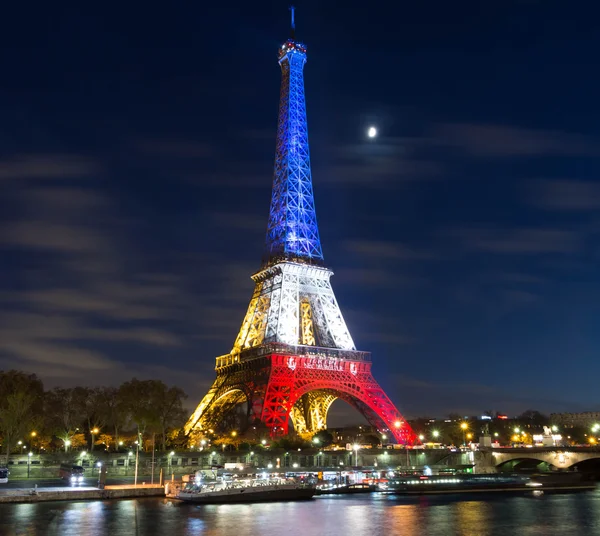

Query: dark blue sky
[{"left": 1, "top": 1, "right": 599, "bottom": 423}]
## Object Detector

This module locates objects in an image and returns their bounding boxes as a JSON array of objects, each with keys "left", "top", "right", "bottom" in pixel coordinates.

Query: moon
[{"left": 367, "top": 126, "right": 377, "bottom": 138}]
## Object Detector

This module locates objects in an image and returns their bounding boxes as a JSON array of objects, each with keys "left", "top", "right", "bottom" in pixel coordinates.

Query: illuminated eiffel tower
[{"left": 186, "top": 9, "right": 417, "bottom": 444}]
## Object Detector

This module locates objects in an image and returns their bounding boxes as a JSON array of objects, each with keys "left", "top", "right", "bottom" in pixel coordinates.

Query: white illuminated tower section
[{"left": 186, "top": 10, "right": 417, "bottom": 444}]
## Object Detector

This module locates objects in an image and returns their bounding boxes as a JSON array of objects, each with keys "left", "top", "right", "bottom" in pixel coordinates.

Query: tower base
[{"left": 185, "top": 344, "right": 417, "bottom": 445}]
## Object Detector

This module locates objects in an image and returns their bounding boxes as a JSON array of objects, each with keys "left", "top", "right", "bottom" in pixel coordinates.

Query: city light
[{"left": 367, "top": 126, "right": 377, "bottom": 138}]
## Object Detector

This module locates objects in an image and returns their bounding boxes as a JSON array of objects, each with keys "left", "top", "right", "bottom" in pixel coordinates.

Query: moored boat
[
  {"left": 381, "top": 472, "right": 596, "bottom": 495},
  {"left": 316, "top": 483, "right": 377, "bottom": 495},
  {"left": 175, "top": 477, "right": 316, "bottom": 504}
]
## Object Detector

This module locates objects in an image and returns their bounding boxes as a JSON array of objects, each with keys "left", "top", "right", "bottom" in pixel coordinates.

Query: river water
[{"left": 2, "top": 489, "right": 600, "bottom": 536}]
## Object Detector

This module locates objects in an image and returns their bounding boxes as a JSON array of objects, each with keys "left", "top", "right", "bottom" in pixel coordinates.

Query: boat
[
  {"left": 175, "top": 477, "right": 316, "bottom": 504},
  {"left": 316, "top": 483, "right": 377, "bottom": 495},
  {"left": 381, "top": 472, "right": 596, "bottom": 495}
]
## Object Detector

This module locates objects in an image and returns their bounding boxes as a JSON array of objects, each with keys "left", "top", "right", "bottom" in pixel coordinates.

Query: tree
[
  {"left": 518, "top": 410, "right": 548, "bottom": 427},
  {"left": 118, "top": 379, "right": 161, "bottom": 450},
  {"left": 155, "top": 385, "right": 187, "bottom": 451},
  {"left": 44, "top": 388, "right": 86, "bottom": 451},
  {"left": 95, "top": 387, "right": 127, "bottom": 451},
  {"left": 0, "top": 392, "right": 37, "bottom": 457},
  {"left": 312, "top": 430, "right": 334, "bottom": 448},
  {"left": 0, "top": 370, "right": 44, "bottom": 457},
  {"left": 363, "top": 434, "right": 380, "bottom": 447}
]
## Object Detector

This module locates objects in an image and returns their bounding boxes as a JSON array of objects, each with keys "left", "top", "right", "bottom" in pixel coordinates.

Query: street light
[
  {"left": 352, "top": 444, "right": 359, "bottom": 466},
  {"left": 27, "top": 452, "right": 33, "bottom": 478},
  {"left": 90, "top": 428, "right": 100, "bottom": 451},
  {"left": 432, "top": 430, "right": 440, "bottom": 439},
  {"left": 460, "top": 422, "right": 468, "bottom": 446}
]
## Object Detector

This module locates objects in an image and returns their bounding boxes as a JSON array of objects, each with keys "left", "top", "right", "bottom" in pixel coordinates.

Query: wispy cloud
[
  {"left": 322, "top": 137, "right": 440, "bottom": 187},
  {"left": 0, "top": 154, "right": 98, "bottom": 181},
  {"left": 435, "top": 123, "right": 599, "bottom": 157},
  {"left": 447, "top": 226, "right": 581, "bottom": 254},
  {"left": 344, "top": 240, "right": 435, "bottom": 260},
  {"left": 530, "top": 178, "right": 600, "bottom": 211}
]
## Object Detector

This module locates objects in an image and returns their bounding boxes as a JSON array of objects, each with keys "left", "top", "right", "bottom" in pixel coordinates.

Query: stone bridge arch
[{"left": 490, "top": 449, "right": 600, "bottom": 470}]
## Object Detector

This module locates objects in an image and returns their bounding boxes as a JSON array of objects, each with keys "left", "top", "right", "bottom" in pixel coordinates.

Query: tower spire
[
  {"left": 262, "top": 13, "right": 323, "bottom": 269},
  {"left": 290, "top": 5, "right": 296, "bottom": 39}
]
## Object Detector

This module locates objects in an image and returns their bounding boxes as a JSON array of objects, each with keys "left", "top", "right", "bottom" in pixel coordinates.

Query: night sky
[{"left": 1, "top": 1, "right": 599, "bottom": 424}]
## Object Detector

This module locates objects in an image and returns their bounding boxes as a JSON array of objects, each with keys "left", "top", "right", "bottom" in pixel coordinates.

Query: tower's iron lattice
[{"left": 186, "top": 12, "right": 417, "bottom": 445}]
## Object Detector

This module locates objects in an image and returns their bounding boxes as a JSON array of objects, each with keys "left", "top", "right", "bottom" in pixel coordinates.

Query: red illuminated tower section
[{"left": 185, "top": 10, "right": 417, "bottom": 445}]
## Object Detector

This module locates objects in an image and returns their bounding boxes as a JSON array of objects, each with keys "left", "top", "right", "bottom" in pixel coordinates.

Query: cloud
[
  {"left": 134, "top": 139, "right": 218, "bottom": 159},
  {"left": 448, "top": 227, "right": 581, "bottom": 254},
  {"left": 0, "top": 221, "right": 110, "bottom": 253},
  {"left": 336, "top": 268, "right": 425, "bottom": 290},
  {"left": 435, "top": 123, "right": 598, "bottom": 157},
  {"left": 344, "top": 240, "right": 435, "bottom": 260},
  {"left": 531, "top": 179, "right": 600, "bottom": 211},
  {"left": 322, "top": 137, "right": 440, "bottom": 187},
  {"left": 0, "top": 181, "right": 202, "bottom": 381},
  {"left": 209, "top": 210, "right": 266, "bottom": 232},
  {"left": 0, "top": 154, "right": 98, "bottom": 181}
]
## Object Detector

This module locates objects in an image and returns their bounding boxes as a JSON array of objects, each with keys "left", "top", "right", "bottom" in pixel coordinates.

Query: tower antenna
[{"left": 290, "top": 5, "right": 296, "bottom": 39}]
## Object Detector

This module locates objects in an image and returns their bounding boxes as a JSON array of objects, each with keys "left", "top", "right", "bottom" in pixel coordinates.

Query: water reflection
[{"left": 1, "top": 490, "right": 600, "bottom": 536}]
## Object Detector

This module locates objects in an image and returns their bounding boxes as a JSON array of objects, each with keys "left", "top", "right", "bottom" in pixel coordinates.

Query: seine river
[{"left": 2, "top": 490, "right": 600, "bottom": 536}]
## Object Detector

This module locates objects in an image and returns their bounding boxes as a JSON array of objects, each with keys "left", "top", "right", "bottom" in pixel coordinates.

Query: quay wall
[{"left": 0, "top": 486, "right": 165, "bottom": 504}]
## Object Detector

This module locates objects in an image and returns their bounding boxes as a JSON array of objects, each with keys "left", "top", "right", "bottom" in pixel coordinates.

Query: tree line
[{"left": 0, "top": 370, "right": 188, "bottom": 457}]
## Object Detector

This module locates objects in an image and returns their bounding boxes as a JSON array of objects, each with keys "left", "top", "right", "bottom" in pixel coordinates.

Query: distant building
[{"left": 550, "top": 412, "right": 600, "bottom": 428}]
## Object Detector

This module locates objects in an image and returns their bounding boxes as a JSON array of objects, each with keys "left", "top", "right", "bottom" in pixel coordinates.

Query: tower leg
[{"left": 261, "top": 369, "right": 294, "bottom": 436}]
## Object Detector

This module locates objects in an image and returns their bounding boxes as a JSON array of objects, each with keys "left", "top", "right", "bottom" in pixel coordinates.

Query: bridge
[{"left": 481, "top": 447, "right": 600, "bottom": 471}]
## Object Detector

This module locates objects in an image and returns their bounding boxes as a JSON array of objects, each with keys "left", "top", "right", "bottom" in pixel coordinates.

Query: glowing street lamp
[
  {"left": 418, "top": 434, "right": 425, "bottom": 441},
  {"left": 90, "top": 428, "right": 100, "bottom": 451},
  {"left": 432, "top": 430, "right": 440, "bottom": 439},
  {"left": 27, "top": 452, "right": 33, "bottom": 478},
  {"left": 460, "top": 422, "right": 468, "bottom": 446},
  {"left": 352, "top": 444, "right": 359, "bottom": 466}
]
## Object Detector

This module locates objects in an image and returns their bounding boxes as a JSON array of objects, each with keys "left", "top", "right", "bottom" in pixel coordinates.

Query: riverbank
[{"left": 0, "top": 484, "right": 165, "bottom": 504}]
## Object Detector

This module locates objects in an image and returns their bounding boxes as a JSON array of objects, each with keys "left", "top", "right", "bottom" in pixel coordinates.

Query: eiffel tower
[{"left": 186, "top": 9, "right": 417, "bottom": 445}]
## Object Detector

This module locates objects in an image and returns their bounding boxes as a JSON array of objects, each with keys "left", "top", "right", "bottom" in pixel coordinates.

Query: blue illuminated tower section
[{"left": 263, "top": 11, "right": 324, "bottom": 268}]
